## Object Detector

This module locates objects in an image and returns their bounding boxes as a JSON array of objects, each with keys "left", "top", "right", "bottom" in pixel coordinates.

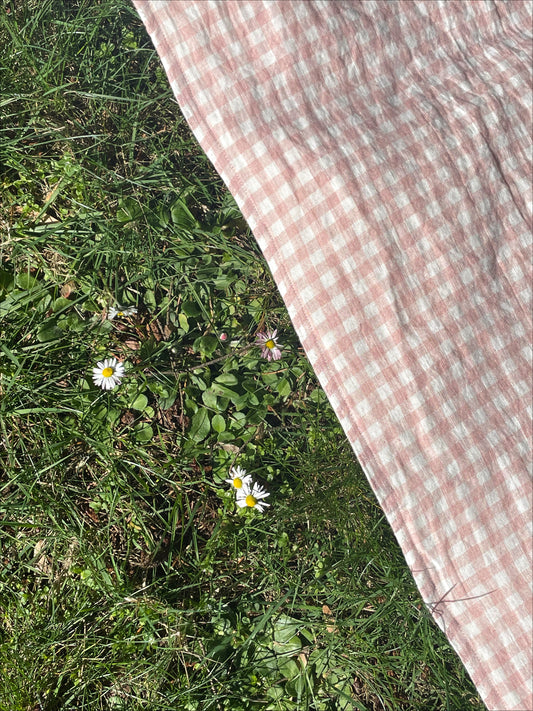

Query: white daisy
[
  {"left": 108, "top": 304, "right": 137, "bottom": 320},
  {"left": 92, "top": 357, "right": 125, "bottom": 390},
  {"left": 255, "top": 329, "right": 282, "bottom": 361},
  {"left": 236, "top": 482, "right": 270, "bottom": 512},
  {"left": 225, "top": 465, "right": 253, "bottom": 491}
]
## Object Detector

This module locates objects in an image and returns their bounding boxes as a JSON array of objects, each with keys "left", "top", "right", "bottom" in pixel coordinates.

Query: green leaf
[
  {"left": 144, "top": 289, "right": 156, "bottom": 308},
  {"left": 266, "top": 687, "right": 284, "bottom": 702},
  {"left": 189, "top": 407, "right": 211, "bottom": 442},
  {"left": 98, "top": 319, "right": 114, "bottom": 334},
  {"left": 106, "top": 408, "right": 120, "bottom": 426},
  {"left": 93, "top": 404, "right": 110, "bottom": 422},
  {"left": 278, "top": 659, "right": 300, "bottom": 681},
  {"left": 230, "top": 412, "right": 247, "bottom": 430},
  {"left": 214, "top": 373, "right": 239, "bottom": 386},
  {"left": 217, "top": 396, "right": 230, "bottom": 411},
  {"left": 130, "top": 393, "right": 148, "bottom": 411},
  {"left": 211, "top": 414, "right": 226, "bottom": 433},
  {"left": 158, "top": 392, "right": 177, "bottom": 410},
  {"left": 183, "top": 398, "right": 198, "bottom": 416},
  {"left": 202, "top": 388, "right": 219, "bottom": 410},
  {"left": 216, "top": 430, "right": 235, "bottom": 443},
  {"left": 242, "top": 379, "right": 259, "bottom": 393},
  {"left": 116, "top": 197, "right": 142, "bottom": 223},
  {"left": 170, "top": 198, "right": 197, "bottom": 230},
  {"left": 0, "top": 269, "right": 14, "bottom": 293},
  {"left": 148, "top": 382, "right": 168, "bottom": 397},
  {"left": 154, "top": 203, "right": 171, "bottom": 228},
  {"left": 276, "top": 378, "right": 291, "bottom": 398},
  {"left": 246, "top": 392, "right": 260, "bottom": 406},
  {"left": 178, "top": 312, "right": 189, "bottom": 333},
  {"left": 273, "top": 616, "right": 301, "bottom": 644},
  {"left": 83, "top": 300, "right": 101, "bottom": 313},
  {"left": 15, "top": 273, "right": 39, "bottom": 290},
  {"left": 261, "top": 372, "right": 278, "bottom": 386},
  {"left": 52, "top": 296, "right": 71, "bottom": 313},
  {"left": 308, "top": 649, "right": 329, "bottom": 678},
  {"left": 210, "top": 383, "right": 240, "bottom": 404},
  {"left": 37, "top": 322, "right": 63, "bottom": 342},
  {"left": 309, "top": 388, "right": 328, "bottom": 403},
  {"left": 134, "top": 423, "right": 154, "bottom": 442},
  {"left": 181, "top": 300, "right": 202, "bottom": 318},
  {"left": 242, "top": 399, "right": 266, "bottom": 419},
  {"left": 214, "top": 274, "right": 232, "bottom": 289},
  {"left": 64, "top": 312, "right": 84, "bottom": 331},
  {"left": 35, "top": 294, "right": 52, "bottom": 314},
  {"left": 194, "top": 334, "right": 218, "bottom": 357},
  {"left": 189, "top": 373, "right": 208, "bottom": 391}
]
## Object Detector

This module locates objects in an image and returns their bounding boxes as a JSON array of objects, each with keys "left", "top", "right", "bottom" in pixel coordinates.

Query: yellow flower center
[
  {"left": 102, "top": 367, "right": 114, "bottom": 378},
  {"left": 117, "top": 311, "right": 124, "bottom": 316},
  {"left": 265, "top": 339, "right": 275, "bottom": 350},
  {"left": 233, "top": 477, "right": 243, "bottom": 489},
  {"left": 245, "top": 494, "right": 257, "bottom": 508}
]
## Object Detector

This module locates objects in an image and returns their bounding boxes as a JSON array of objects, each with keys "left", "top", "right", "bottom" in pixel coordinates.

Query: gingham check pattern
[{"left": 133, "top": 2, "right": 532, "bottom": 708}]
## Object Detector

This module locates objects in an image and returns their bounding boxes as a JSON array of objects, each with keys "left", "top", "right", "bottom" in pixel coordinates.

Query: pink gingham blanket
[{"left": 132, "top": 2, "right": 532, "bottom": 708}]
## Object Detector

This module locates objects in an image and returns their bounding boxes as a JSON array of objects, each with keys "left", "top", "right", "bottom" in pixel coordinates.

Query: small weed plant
[{"left": 0, "top": 1, "right": 486, "bottom": 710}]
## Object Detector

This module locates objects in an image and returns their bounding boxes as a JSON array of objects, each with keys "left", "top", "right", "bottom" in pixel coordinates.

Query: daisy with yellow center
[
  {"left": 236, "top": 482, "right": 270, "bottom": 513},
  {"left": 92, "top": 357, "right": 125, "bottom": 390},
  {"left": 108, "top": 305, "right": 137, "bottom": 320},
  {"left": 255, "top": 329, "right": 282, "bottom": 361},
  {"left": 225, "top": 465, "right": 253, "bottom": 491}
]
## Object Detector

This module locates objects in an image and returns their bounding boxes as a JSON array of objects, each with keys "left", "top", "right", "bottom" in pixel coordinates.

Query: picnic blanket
[{"left": 132, "top": 2, "right": 533, "bottom": 709}]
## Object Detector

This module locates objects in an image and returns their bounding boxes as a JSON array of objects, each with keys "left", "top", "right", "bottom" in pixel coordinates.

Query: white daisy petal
[
  {"left": 108, "top": 304, "right": 137, "bottom": 320},
  {"left": 224, "top": 465, "right": 253, "bottom": 491},
  {"left": 235, "top": 482, "right": 270, "bottom": 512},
  {"left": 255, "top": 330, "right": 283, "bottom": 361},
  {"left": 91, "top": 357, "right": 125, "bottom": 390}
]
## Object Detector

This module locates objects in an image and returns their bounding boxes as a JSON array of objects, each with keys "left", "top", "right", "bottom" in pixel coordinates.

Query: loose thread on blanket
[{"left": 428, "top": 583, "right": 497, "bottom": 619}]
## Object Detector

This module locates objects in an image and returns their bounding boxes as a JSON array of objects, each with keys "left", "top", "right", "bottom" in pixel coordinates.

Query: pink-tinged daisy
[
  {"left": 108, "top": 304, "right": 137, "bottom": 320},
  {"left": 256, "top": 329, "right": 282, "bottom": 361},
  {"left": 92, "top": 357, "right": 125, "bottom": 390},
  {"left": 225, "top": 465, "right": 253, "bottom": 491},
  {"left": 236, "top": 482, "right": 270, "bottom": 513}
]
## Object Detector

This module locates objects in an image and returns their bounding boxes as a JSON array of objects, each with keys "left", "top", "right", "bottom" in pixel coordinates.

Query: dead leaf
[
  {"left": 61, "top": 281, "right": 76, "bottom": 297},
  {"left": 33, "top": 540, "right": 53, "bottom": 576},
  {"left": 322, "top": 604, "right": 337, "bottom": 633}
]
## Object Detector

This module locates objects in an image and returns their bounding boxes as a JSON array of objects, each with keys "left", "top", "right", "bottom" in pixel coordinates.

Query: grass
[{"left": 0, "top": 1, "right": 487, "bottom": 709}]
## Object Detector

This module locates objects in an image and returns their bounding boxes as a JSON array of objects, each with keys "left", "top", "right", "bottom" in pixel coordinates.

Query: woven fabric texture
[{"left": 132, "top": 2, "right": 532, "bottom": 708}]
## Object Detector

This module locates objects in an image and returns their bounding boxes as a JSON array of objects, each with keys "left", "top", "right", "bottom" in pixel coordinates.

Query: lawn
[{"left": 0, "top": 1, "right": 486, "bottom": 709}]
